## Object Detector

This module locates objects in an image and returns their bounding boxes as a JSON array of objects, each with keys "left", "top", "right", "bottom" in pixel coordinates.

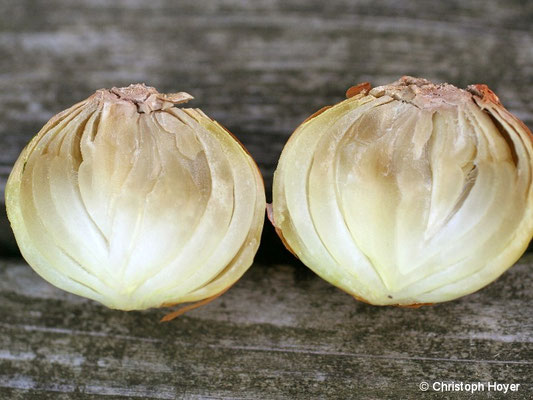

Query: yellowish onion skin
[
  {"left": 6, "top": 84, "right": 266, "bottom": 312},
  {"left": 272, "top": 76, "right": 533, "bottom": 306}
]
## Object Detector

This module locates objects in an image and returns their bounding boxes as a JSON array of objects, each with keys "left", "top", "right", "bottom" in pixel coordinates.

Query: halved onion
[
  {"left": 6, "top": 84, "right": 265, "bottom": 314},
  {"left": 272, "top": 77, "right": 533, "bottom": 305}
]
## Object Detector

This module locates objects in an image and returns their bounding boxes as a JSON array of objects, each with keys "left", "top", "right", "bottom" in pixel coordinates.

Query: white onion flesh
[
  {"left": 6, "top": 84, "right": 265, "bottom": 311},
  {"left": 273, "top": 77, "right": 533, "bottom": 305}
]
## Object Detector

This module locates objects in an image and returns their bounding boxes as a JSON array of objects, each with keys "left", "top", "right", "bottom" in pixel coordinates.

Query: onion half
[
  {"left": 6, "top": 84, "right": 266, "bottom": 313},
  {"left": 272, "top": 77, "right": 533, "bottom": 305}
]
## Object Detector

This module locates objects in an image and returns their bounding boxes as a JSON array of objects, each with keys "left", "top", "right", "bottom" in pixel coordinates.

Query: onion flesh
[
  {"left": 272, "top": 77, "right": 533, "bottom": 305},
  {"left": 6, "top": 84, "right": 266, "bottom": 311}
]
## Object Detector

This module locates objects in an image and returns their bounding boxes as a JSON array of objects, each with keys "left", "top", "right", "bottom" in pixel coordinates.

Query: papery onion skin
[
  {"left": 272, "top": 76, "right": 533, "bottom": 306},
  {"left": 6, "top": 84, "right": 265, "bottom": 311}
]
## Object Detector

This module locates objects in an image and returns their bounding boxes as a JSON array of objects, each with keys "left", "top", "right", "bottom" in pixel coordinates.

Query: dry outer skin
[{"left": 272, "top": 76, "right": 533, "bottom": 306}]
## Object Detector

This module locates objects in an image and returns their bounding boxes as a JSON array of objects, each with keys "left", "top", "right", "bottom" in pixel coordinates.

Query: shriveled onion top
[
  {"left": 6, "top": 84, "right": 265, "bottom": 310},
  {"left": 273, "top": 76, "right": 533, "bottom": 305}
]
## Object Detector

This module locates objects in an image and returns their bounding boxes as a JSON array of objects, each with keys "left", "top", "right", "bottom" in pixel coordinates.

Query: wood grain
[
  {"left": 0, "top": 254, "right": 532, "bottom": 399},
  {"left": 0, "top": 1, "right": 532, "bottom": 398},
  {"left": 1, "top": 0, "right": 533, "bottom": 254}
]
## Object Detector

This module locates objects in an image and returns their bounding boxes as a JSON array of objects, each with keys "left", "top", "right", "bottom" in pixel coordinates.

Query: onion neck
[{"left": 93, "top": 83, "right": 194, "bottom": 114}]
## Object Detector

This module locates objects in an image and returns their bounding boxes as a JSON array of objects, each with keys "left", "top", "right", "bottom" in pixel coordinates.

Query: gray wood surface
[
  {"left": 0, "top": 0, "right": 532, "bottom": 398},
  {"left": 1, "top": 0, "right": 533, "bottom": 253},
  {"left": 0, "top": 254, "right": 532, "bottom": 399}
]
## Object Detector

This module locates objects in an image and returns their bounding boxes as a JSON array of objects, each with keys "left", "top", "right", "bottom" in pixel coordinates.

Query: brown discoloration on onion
[
  {"left": 302, "top": 82, "right": 371, "bottom": 125},
  {"left": 397, "top": 302, "right": 434, "bottom": 308},
  {"left": 467, "top": 84, "right": 501, "bottom": 105},
  {"left": 469, "top": 84, "right": 533, "bottom": 144},
  {"left": 352, "top": 294, "right": 373, "bottom": 305},
  {"left": 302, "top": 106, "right": 332, "bottom": 124},
  {"left": 216, "top": 121, "right": 254, "bottom": 158},
  {"left": 346, "top": 82, "right": 371, "bottom": 98},
  {"left": 266, "top": 203, "right": 299, "bottom": 258},
  {"left": 499, "top": 107, "right": 533, "bottom": 142},
  {"left": 160, "top": 285, "right": 233, "bottom": 322}
]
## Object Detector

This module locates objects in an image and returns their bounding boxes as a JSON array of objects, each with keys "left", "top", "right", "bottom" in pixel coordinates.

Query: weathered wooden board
[
  {"left": 0, "top": 254, "right": 532, "bottom": 399},
  {"left": 1, "top": 0, "right": 533, "bottom": 254},
  {"left": 0, "top": 0, "right": 532, "bottom": 398}
]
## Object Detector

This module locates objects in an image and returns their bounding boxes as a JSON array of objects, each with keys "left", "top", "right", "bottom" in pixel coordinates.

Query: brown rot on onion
[{"left": 272, "top": 76, "right": 533, "bottom": 306}]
